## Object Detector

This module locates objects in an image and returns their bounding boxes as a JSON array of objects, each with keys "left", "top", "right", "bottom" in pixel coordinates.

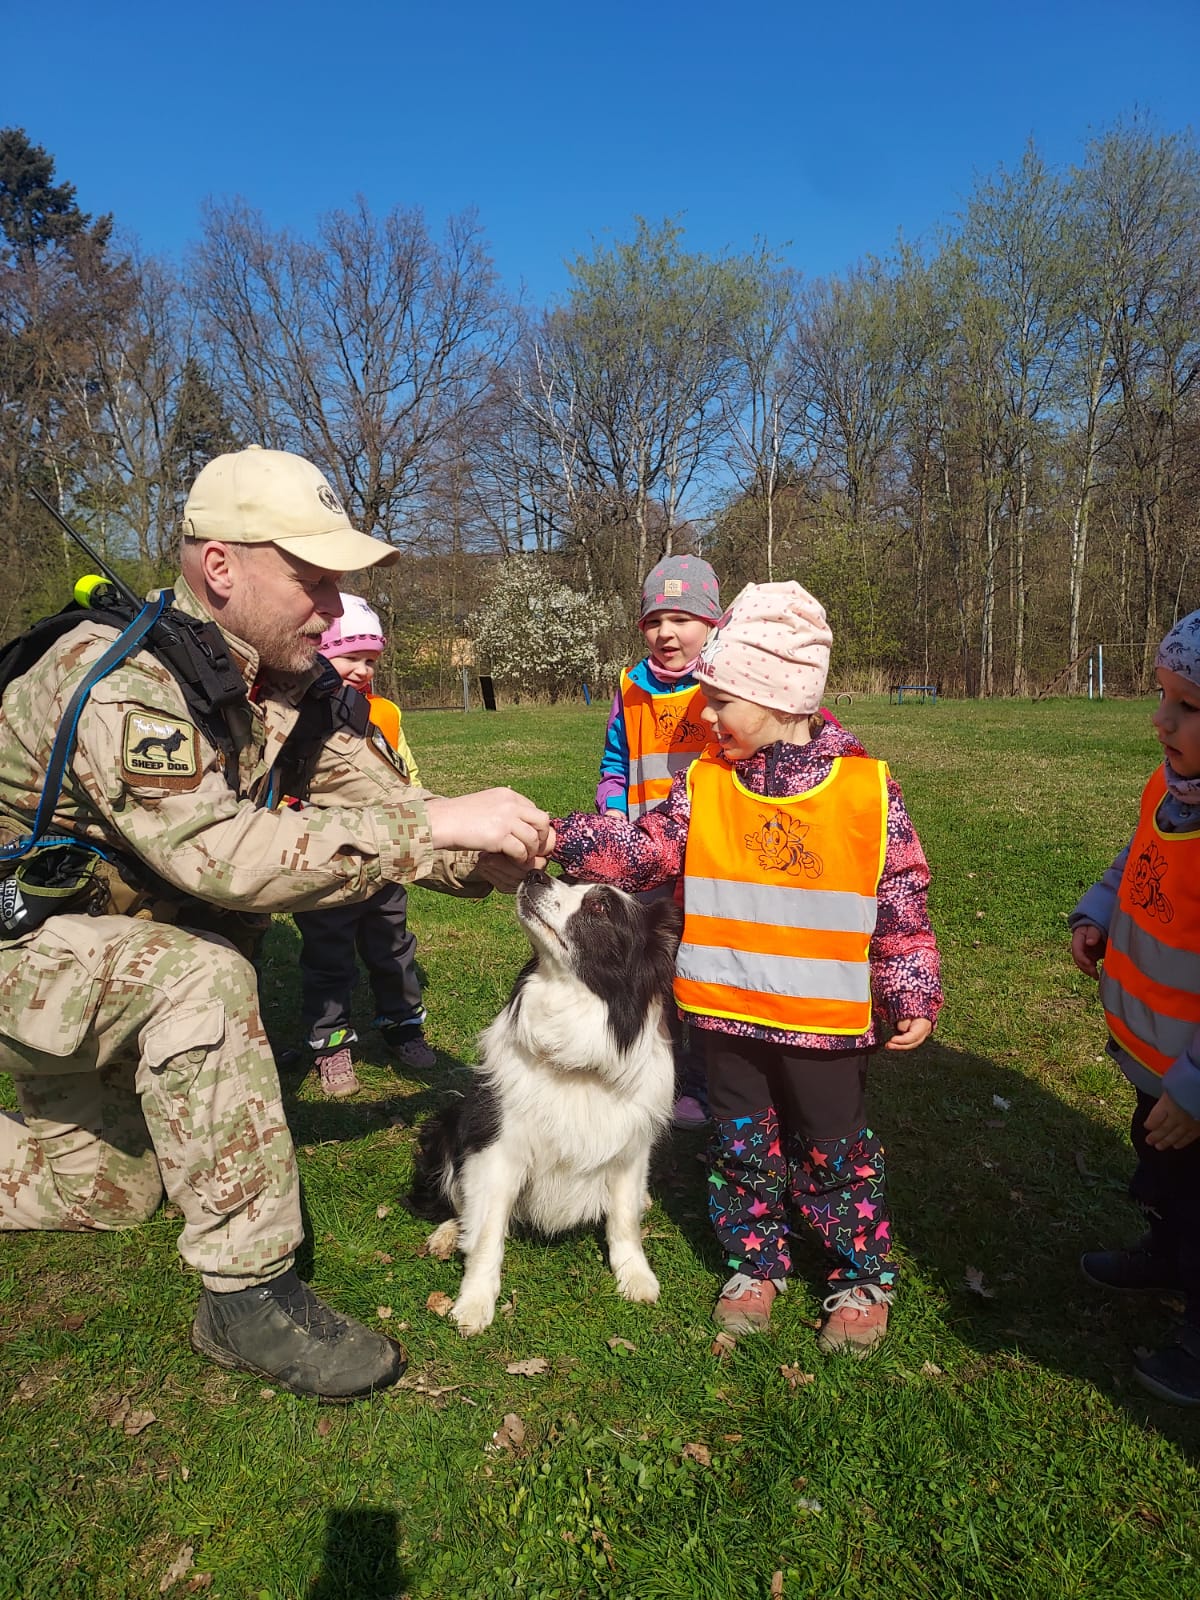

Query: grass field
[{"left": 2, "top": 696, "right": 1199, "bottom": 1599}]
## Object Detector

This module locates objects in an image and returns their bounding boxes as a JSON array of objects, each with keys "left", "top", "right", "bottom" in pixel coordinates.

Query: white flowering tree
[{"left": 470, "top": 557, "right": 618, "bottom": 702}]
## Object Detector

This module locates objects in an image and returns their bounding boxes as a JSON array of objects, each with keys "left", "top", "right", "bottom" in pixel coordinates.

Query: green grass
[{"left": 2, "top": 696, "right": 1199, "bottom": 1598}]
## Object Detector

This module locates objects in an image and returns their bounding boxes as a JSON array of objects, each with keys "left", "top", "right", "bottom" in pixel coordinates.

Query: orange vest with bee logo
[
  {"left": 674, "top": 749, "right": 889, "bottom": 1033},
  {"left": 621, "top": 671, "right": 711, "bottom": 820},
  {"left": 1100, "top": 767, "right": 1200, "bottom": 1078}
]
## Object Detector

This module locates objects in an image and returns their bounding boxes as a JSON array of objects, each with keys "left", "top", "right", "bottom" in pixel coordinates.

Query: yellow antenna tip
[{"left": 73, "top": 574, "right": 110, "bottom": 608}]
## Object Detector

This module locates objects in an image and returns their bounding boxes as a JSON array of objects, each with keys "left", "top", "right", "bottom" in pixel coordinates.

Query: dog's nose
[{"left": 524, "top": 867, "right": 551, "bottom": 888}]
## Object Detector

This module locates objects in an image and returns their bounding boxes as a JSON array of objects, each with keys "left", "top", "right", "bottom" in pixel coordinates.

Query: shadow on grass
[
  {"left": 644, "top": 1039, "right": 1200, "bottom": 1457},
  {"left": 881, "top": 1041, "right": 1200, "bottom": 1457},
  {"left": 306, "top": 1506, "right": 406, "bottom": 1599}
]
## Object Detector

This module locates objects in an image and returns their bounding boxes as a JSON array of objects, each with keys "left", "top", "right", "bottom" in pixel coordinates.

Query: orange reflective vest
[
  {"left": 675, "top": 750, "right": 889, "bottom": 1033},
  {"left": 621, "top": 671, "right": 710, "bottom": 820},
  {"left": 367, "top": 694, "right": 420, "bottom": 786},
  {"left": 1100, "top": 768, "right": 1200, "bottom": 1078}
]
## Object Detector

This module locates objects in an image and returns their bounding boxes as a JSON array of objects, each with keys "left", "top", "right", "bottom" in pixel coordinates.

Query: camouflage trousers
[{"left": 0, "top": 914, "right": 300, "bottom": 1290}]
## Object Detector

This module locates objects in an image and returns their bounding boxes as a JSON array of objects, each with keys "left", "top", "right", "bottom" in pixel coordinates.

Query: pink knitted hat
[
  {"left": 317, "top": 593, "right": 386, "bottom": 657},
  {"left": 696, "top": 581, "right": 832, "bottom": 715}
]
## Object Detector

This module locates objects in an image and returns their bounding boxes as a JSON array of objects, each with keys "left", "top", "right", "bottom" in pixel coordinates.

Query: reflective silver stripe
[
  {"left": 1100, "top": 969, "right": 1197, "bottom": 1061},
  {"left": 686, "top": 875, "right": 877, "bottom": 934},
  {"left": 676, "top": 942, "right": 870, "bottom": 1004},
  {"left": 1108, "top": 911, "right": 1200, "bottom": 996},
  {"left": 630, "top": 750, "right": 699, "bottom": 786}
]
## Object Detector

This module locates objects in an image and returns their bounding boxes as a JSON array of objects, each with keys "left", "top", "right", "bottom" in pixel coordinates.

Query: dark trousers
[
  {"left": 1131, "top": 1089, "right": 1200, "bottom": 1329},
  {"left": 295, "top": 884, "right": 423, "bottom": 1049},
  {"left": 701, "top": 1033, "right": 894, "bottom": 1290}
]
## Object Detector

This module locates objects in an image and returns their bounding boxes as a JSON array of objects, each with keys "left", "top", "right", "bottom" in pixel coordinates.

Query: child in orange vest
[
  {"left": 597, "top": 555, "right": 723, "bottom": 1127},
  {"left": 294, "top": 595, "right": 436, "bottom": 1097},
  {"left": 556, "top": 581, "right": 942, "bottom": 1353},
  {"left": 1072, "top": 608, "right": 1200, "bottom": 1406}
]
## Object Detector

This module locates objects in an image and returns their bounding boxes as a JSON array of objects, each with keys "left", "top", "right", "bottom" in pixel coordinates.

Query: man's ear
[{"left": 199, "top": 541, "right": 238, "bottom": 600}]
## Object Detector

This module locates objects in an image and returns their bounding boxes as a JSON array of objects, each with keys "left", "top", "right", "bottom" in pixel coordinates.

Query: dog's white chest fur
[{"left": 414, "top": 872, "right": 683, "bottom": 1336}]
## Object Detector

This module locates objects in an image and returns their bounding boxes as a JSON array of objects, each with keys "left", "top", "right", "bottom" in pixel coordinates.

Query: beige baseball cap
[{"left": 181, "top": 446, "right": 399, "bottom": 571}]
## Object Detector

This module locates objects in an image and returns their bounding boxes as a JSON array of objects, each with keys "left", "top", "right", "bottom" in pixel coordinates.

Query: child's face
[
  {"left": 1153, "top": 665, "right": 1200, "bottom": 777},
  {"left": 641, "top": 611, "right": 711, "bottom": 672},
  {"left": 327, "top": 649, "right": 380, "bottom": 692},
  {"left": 700, "top": 687, "right": 809, "bottom": 762}
]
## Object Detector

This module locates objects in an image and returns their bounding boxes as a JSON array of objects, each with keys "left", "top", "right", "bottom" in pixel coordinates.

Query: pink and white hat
[
  {"left": 696, "top": 581, "right": 832, "bottom": 716},
  {"left": 317, "top": 593, "right": 386, "bottom": 658}
]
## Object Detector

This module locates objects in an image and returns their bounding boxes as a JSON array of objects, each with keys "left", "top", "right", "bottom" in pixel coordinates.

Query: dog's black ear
[{"left": 644, "top": 896, "right": 683, "bottom": 1000}]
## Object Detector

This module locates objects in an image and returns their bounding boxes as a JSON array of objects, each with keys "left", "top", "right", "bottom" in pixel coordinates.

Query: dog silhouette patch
[{"left": 121, "top": 711, "right": 200, "bottom": 789}]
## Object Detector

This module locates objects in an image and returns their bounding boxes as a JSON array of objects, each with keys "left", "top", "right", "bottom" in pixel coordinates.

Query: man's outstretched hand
[{"left": 426, "top": 789, "right": 553, "bottom": 863}]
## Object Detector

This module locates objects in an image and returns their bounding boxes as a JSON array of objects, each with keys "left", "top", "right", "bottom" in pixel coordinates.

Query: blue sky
[{"left": 7, "top": 0, "right": 1199, "bottom": 303}]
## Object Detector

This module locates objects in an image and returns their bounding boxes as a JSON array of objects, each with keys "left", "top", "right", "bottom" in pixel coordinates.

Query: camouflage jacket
[{"left": 0, "top": 578, "right": 485, "bottom": 916}]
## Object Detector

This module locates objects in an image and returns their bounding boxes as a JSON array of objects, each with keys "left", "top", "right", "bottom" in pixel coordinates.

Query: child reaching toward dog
[
  {"left": 1071, "top": 608, "right": 1200, "bottom": 1407},
  {"left": 294, "top": 595, "right": 437, "bottom": 1097},
  {"left": 554, "top": 581, "right": 942, "bottom": 1354}
]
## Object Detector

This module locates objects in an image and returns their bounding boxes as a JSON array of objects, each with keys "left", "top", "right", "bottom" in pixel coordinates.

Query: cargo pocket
[
  {"left": 0, "top": 943, "right": 103, "bottom": 1065},
  {"left": 137, "top": 1000, "right": 269, "bottom": 1219}
]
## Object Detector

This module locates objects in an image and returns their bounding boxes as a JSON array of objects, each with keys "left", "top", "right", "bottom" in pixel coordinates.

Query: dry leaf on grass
[
  {"left": 992, "top": 1095, "right": 1011, "bottom": 1111},
  {"left": 372, "top": 1251, "right": 394, "bottom": 1265},
  {"left": 107, "top": 1396, "right": 157, "bottom": 1436},
  {"left": 710, "top": 1331, "right": 738, "bottom": 1359},
  {"left": 499, "top": 1293, "right": 517, "bottom": 1318},
  {"left": 606, "top": 1337, "right": 636, "bottom": 1353},
  {"left": 426, "top": 1292, "right": 455, "bottom": 1317},
  {"left": 921, "top": 1361, "right": 944, "bottom": 1377},
  {"left": 376, "top": 1306, "right": 394, "bottom": 1320},
  {"left": 11, "top": 1371, "right": 49, "bottom": 1404},
  {"left": 315, "top": 1417, "right": 334, "bottom": 1437},
  {"left": 796, "top": 1496, "right": 823, "bottom": 1513},
  {"left": 375, "top": 1204, "right": 391, "bottom": 1219},
  {"left": 770, "top": 1574, "right": 784, "bottom": 1599},
  {"left": 682, "top": 1442, "right": 711, "bottom": 1466},
  {"left": 964, "top": 1266, "right": 995, "bottom": 1299},
  {"left": 259, "top": 1388, "right": 276, "bottom": 1400},
  {"left": 505, "top": 1358, "right": 549, "bottom": 1376},
  {"left": 487, "top": 1412, "right": 526, "bottom": 1452},
  {"left": 780, "top": 1365, "right": 815, "bottom": 1389},
  {"left": 62, "top": 1313, "right": 86, "bottom": 1332},
  {"left": 159, "top": 1544, "right": 193, "bottom": 1592},
  {"left": 184, "top": 1578, "right": 212, "bottom": 1594},
  {"left": 397, "top": 1373, "right": 463, "bottom": 1403}
]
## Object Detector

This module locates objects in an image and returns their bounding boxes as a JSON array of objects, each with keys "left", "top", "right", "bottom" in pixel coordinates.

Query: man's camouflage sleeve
[{"left": 2, "top": 628, "right": 439, "bottom": 913}]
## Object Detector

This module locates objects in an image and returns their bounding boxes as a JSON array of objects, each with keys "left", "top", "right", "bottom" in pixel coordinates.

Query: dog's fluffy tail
[{"left": 405, "top": 1104, "right": 460, "bottom": 1221}]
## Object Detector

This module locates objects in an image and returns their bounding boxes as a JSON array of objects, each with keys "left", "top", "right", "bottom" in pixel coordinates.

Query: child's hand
[
  {"left": 1144, "top": 1091, "right": 1200, "bottom": 1151},
  {"left": 885, "top": 1017, "right": 932, "bottom": 1051},
  {"left": 1071, "top": 923, "right": 1106, "bottom": 978}
]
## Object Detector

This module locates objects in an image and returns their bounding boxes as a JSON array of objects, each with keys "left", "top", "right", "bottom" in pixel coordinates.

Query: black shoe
[
  {"left": 1134, "top": 1326, "right": 1200, "bottom": 1406},
  {"left": 1079, "top": 1238, "right": 1182, "bottom": 1295},
  {"left": 191, "top": 1270, "right": 406, "bottom": 1402}
]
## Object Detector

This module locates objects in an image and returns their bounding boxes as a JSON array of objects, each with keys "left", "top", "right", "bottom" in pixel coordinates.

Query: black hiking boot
[
  {"left": 1079, "top": 1235, "right": 1182, "bottom": 1295},
  {"left": 191, "top": 1270, "right": 406, "bottom": 1402},
  {"left": 1134, "top": 1323, "right": 1200, "bottom": 1407}
]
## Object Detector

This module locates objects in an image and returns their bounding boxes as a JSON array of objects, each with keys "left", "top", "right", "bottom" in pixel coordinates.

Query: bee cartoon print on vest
[
  {"left": 1130, "top": 839, "right": 1174, "bottom": 923},
  {"left": 655, "top": 706, "right": 680, "bottom": 739},
  {"left": 676, "top": 715, "right": 707, "bottom": 744},
  {"left": 745, "top": 810, "right": 824, "bottom": 878}
]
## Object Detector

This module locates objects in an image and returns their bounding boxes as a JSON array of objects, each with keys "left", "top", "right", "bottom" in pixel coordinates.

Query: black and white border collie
[{"left": 408, "top": 869, "right": 682, "bottom": 1336}]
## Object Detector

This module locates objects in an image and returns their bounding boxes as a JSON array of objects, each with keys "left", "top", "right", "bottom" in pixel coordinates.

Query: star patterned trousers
[{"left": 700, "top": 1034, "right": 895, "bottom": 1290}]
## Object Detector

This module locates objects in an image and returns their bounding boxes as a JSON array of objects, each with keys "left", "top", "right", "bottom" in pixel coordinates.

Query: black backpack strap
[{"left": 0, "top": 593, "right": 170, "bottom": 864}]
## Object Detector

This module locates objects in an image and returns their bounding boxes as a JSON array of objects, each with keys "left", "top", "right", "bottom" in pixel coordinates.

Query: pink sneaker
[
  {"left": 315, "top": 1046, "right": 359, "bottom": 1098},
  {"left": 672, "top": 1094, "right": 708, "bottom": 1129},
  {"left": 817, "top": 1284, "right": 890, "bottom": 1355},
  {"left": 713, "top": 1272, "right": 786, "bottom": 1333}
]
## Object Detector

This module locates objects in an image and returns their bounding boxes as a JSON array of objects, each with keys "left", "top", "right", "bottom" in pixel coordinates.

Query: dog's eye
[{"left": 584, "top": 895, "right": 610, "bottom": 918}]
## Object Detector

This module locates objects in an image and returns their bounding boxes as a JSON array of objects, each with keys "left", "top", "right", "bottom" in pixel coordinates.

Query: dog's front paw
[
  {"left": 450, "top": 1293, "right": 496, "bottom": 1337},
  {"left": 424, "top": 1219, "right": 460, "bottom": 1261},
  {"left": 615, "top": 1259, "right": 660, "bottom": 1304}
]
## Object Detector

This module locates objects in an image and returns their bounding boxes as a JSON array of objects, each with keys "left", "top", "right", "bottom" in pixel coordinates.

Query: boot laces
[
  {"left": 822, "top": 1283, "right": 889, "bottom": 1314},
  {"left": 260, "top": 1272, "right": 348, "bottom": 1340}
]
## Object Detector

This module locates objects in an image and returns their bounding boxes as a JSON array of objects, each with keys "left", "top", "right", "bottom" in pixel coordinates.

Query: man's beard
[{"left": 251, "top": 617, "right": 325, "bottom": 674}]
